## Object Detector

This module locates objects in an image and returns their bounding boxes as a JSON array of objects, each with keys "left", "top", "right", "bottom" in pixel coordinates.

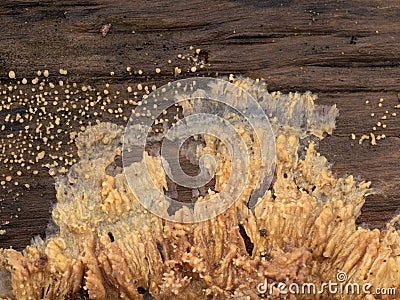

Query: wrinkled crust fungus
[{"left": 1, "top": 78, "right": 399, "bottom": 300}]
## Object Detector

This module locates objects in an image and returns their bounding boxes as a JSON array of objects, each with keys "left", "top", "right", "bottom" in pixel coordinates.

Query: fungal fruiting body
[{"left": 0, "top": 77, "right": 399, "bottom": 299}]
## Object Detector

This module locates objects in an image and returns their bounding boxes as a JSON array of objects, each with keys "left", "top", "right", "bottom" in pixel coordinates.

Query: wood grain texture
[{"left": 0, "top": 0, "right": 399, "bottom": 250}]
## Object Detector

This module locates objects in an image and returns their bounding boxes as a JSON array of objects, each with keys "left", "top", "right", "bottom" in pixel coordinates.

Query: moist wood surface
[{"left": 0, "top": 0, "right": 399, "bottom": 250}]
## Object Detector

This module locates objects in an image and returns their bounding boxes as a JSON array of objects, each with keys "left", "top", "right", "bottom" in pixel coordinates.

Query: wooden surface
[{"left": 0, "top": 0, "right": 399, "bottom": 250}]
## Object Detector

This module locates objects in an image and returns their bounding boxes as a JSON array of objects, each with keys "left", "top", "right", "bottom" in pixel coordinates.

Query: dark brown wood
[{"left": 0, "top": 0, "right": 399, "bottom": 250}]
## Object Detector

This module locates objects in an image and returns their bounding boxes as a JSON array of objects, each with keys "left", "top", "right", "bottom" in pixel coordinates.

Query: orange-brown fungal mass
[{"left": 0, "top": 78, "right": 399, "bottom": 299}]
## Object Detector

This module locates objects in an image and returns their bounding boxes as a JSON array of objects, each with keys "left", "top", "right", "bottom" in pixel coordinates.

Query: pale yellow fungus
[
  {"left": 358, "top": 134, "right": 370, "bottom": 144},
  {"left": 370, "top": 132, "right": 377, "bottom": 145}
]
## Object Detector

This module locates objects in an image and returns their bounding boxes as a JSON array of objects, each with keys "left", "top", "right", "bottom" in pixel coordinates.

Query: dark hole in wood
[
  {"left": 156, "top": 240, "right": 165, "bottom": 263},
  {"left": 239, "top": 223, "right": 253, "bottom": 256},
  {"left": 108, "top": 232, "right": 115, "bottom": 242}
]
